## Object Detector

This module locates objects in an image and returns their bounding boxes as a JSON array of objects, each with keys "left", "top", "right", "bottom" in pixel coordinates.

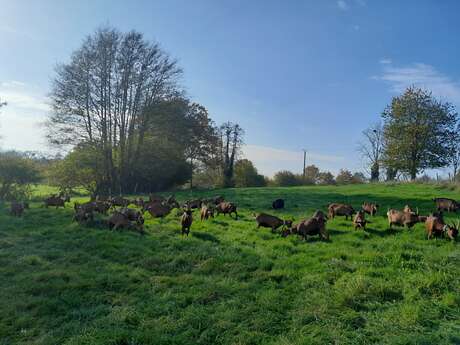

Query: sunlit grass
[{"left": 0, "top": 183, "right": 459, "bottom": 344}]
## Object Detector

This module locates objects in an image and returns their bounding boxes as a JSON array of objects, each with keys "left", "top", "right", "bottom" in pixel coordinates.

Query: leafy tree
[
  {"left": 336, "top": 169, "right": 355, "bottom": 184},
  {"left": 382, "top": 87, "right": 458, "bottom": 180},
  {"left": 358, "top": 122, "right": 384, "bottom": 181},
  {"left": 317, "top": 171, "right": 336, "bottom": 185},
  {"left": 47, "top": 144, "right": 104, "bottom": 195},
  {"left": 0, "top": 152, "right": 40, "bottom": 200},
  {"left": 183, "top": 103, "right": 219, "bottom": 189},
  {"left": 303, "top": 165, "right": 320, "bottom": 184},
  {"left": 234, "top": 159, "right": 266, "bottom": 187},
  {"left": 352, "top": 172, "right": 366, "bottom": 184},
  {"left": 273, "top": 170, "right": 300, "bottom": 187}
]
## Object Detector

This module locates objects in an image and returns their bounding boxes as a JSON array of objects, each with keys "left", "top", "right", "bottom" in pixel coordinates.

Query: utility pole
[{"left": 302, "top": 149, "right": 307, "bottom": 181}]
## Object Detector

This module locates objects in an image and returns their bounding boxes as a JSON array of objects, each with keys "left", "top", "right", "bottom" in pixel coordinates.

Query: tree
[
  {"left": 352, "top": 172, "right": 366, "bottom": 184},
  {"left": 336, "top": 169, "right": 355, "bottom": 184},
  {"left": 234, "top": 159, "right": 266, "bottom": 187},
  {"left": 273, "top": 170, "right": 300, "bottom": 186},
  {"left": 219, "top": 122, "right": 244, "bottom": 188},
  {"left": 317, "top": 171, "right": 336, "bottom": 185},
  {"left": 358, "top": 122, "right": 384, "bottom": 181},
  {"left": 0, "top": 98, "right": 6, "bottom": 109},
  {"left": 446, "top": 122, "right": 460, "bottom": 180},
  {"left": 183, "top": 102, "right": 219, "bottom": 189},
  {"left": 0, "top": 152, "right": 40, "bottom": 200},
  {"left": 47, "top": 144, "right": 104, "bottom": 194},
  {"left": 382, "top": 87, "right": 458, "bottom": 180},
  {"left": 47, "top": 26, "right": 183, "bottom": 193},
  {"left": 303, "top": 165, "right": 320, "bottom": 184}
]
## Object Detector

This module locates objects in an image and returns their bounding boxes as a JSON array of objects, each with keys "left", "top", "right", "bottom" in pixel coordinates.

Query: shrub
[
  {"left": 0, "top": 151, "right": 41, "bottom": 200},
  {"left": 234, "top": 159, "right": 266, "bottom": 188},
  {"left": 273, "top": 170, "right": 301, "bottom": 186},
  {"left": 317, "top": 171, "right": 336, "bottom": 185}
]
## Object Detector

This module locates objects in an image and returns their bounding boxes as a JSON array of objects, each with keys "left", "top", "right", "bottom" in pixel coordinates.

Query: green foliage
[
  {"left": 336, "top": 169, "right": 365, "bottom": 184},
  {"left": 47, "top": 144, "right": 104, "bottom": 194},
  {"left": 303, "top": 164, "right": 320, "bottom": 184},
  {"left": 317, "top": 171, "right": 336, "bottom": 185},
  {"left": 0, "top": 183, "right": 459, "bottom": 344},
  {"left": 382, "top": 87, "right": 459, "bottom": 180},
  {"left": 0, "top": 152, "right": 41, "bottom": 200},
  {"left": 234, "top": 159, "right": 266, "bottom": 187},
  {"left": 273, "top": 170, "right": 301, "bottom": 186}
]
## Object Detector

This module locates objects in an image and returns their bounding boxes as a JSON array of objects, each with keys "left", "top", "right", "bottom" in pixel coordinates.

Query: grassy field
[{"left": 0, "top": 183, "right": 459, "bottom": 345}]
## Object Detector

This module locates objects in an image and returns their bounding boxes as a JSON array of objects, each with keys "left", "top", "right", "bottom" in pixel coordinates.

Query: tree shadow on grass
[
  {"left": 364, "top": 227, "right": 397, "bottom": 238},
  {"left": 212, "top": 220, "right": 229, "bottom": 227},
  {"left": 192, "top": 232, "right": 220, "bottom": 244}
]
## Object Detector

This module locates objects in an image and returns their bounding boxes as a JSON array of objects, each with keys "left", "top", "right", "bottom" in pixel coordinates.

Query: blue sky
[{"left": 1, "top": 0, "right": 460, "bottom": 176}]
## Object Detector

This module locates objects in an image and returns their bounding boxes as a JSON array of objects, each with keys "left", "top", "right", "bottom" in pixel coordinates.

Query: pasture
[{"left": 0, "top": 183, "right": 459, "bottom": 345}]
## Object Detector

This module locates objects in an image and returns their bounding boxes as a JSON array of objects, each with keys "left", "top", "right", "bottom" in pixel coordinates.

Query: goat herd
[{"left": 7, "top": 193, "right": 460, "bottom": 241}]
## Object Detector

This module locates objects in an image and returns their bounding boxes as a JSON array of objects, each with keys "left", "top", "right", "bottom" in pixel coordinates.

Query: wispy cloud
[
  {"left": 337, "top": 0, "right": 349, "bottom": 11},
  {"left": 0, "top": 81, "right": 49, "bottom": 151},
  {"left": 379, "top": 58, "right": 392, "bottom": 64},
  {"left": 242, "top": 144, "right": 344, "bottom": 177},
  {"left": 375, "top": 62, "right": 460, "bottom": 104},
  {"left": 0, "top": 81, "right": 49, "bottom": 112}
]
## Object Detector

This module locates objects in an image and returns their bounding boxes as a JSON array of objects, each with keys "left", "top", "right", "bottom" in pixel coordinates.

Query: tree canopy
[{"left": 382, "top": 87, "right": 458, "bottom": 180}]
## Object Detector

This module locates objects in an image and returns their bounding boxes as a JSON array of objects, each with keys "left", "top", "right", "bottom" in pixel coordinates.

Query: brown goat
[
  {"left": 10, "top": 201, "right": 29, "bottom": 217},
  {"left": 362, "top": 202, "right": 378, "bottom": 216},
  {"left": 200, "top": 204, "right": 215, "bottom": 221},
  {"left": 296, "top": 217, "right": 329, "bottom": 241},
  {"left": 73, "top": 208, "right": 94, "bottom": 225},
  {"left": 108, "top": 211, "right": 143, "bottom": 233},
  {"left": 425, "top": 216, "right": 458, "bottom": 241},
  {"left": 353, "top": 210, "right": 367, "bottom": 230},
  {"left": 145, "top": 203, "right": 172, "bottom": 218},
  {"left": 328, "top": 203, "right": 355, "bottom": 220},
  {"left": 181, "top": 209, "right": 193, "bottom": 236},
  {"left": 44, "top": 195, "right": 66, "bottom": 208},
  {"left": 387, "top": 209, "right": 423, "bottom": 229},
  {"left": 254, "top": 213, "right": 292, "bottom": 232},
  {"left": 216, "top": 202, "right": 238, "bottom": 219}
]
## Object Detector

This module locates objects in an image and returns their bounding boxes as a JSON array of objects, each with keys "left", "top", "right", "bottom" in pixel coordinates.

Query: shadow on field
[
  {"left": 192, "top": 232, "right": 220, "bottom": 243},
  {"left": 364, "top": 227, "right": 396, "bottom": 237},
  {"left": 212, "top": 220, "right": 229, "bottom": 227}
]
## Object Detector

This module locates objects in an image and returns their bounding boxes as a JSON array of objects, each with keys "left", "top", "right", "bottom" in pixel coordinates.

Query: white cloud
[
  {"left": 375, "top": 62, "right": 460, "bottom": 104},
  {"left": 0, "top": 81, "right": 49, "bottom": 112},
  {"left": 379, "top": 58, "right": 392, "bottom": 64},
  {"left": 0, "top": 81, "right": 49, "bottom": 151},
  {"left": 242, "top": 144, "right": 344, "bottom": 177},
  {"left": 337, "top": 0, "right": 349, "bottom": 11}
]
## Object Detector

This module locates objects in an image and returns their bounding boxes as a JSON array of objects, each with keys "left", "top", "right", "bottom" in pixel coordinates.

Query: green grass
[{"left": 1, "top": 183, "right": 459, "bottom": 345}]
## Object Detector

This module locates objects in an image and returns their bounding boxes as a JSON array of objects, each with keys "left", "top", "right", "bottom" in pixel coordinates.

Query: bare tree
[
  {"left": 219, "top": 122, "right": 244, "bottom": 187},
  {"left": 446, "top": 122, "right": 460, "bottom": 180},
  {"left": 47, "top": 27, "right": 182, "bottom": 193},
  {"left": 357, "top": 122, "right": 384, "bottom": 181}
]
